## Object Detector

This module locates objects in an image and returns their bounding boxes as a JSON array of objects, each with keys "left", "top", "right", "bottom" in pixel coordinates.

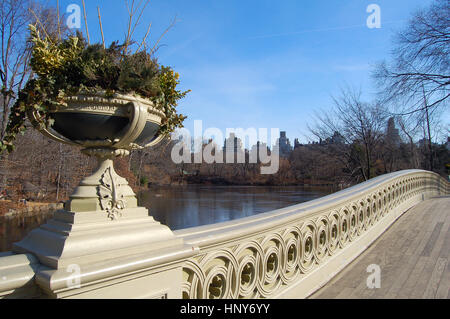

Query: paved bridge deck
[{"left": 310, "top": 196, "right": 450, "bottom": 299}]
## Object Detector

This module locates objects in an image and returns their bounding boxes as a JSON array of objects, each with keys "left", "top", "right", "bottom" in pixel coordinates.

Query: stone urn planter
[
  {"left": 28, "top": 92, "right": 165, "bottom": 152},
  {"left": 13, "top": 92, "right": 191, "bottom": 285},
  {"left": 27, "top": 92, "right": 166, "bottom": 216}
]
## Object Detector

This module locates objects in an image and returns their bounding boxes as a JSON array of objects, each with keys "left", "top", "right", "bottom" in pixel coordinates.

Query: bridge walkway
[{"left": 310, "top": 196, "right": 450, "bottom": 299}]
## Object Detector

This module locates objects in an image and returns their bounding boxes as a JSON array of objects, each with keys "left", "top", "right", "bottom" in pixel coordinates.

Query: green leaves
[
  {"left": 0, "top": 23, "right": 190, "bottom": 153},
  {"left": 156, "top": 66, "right": 190, "bottom": 136}
]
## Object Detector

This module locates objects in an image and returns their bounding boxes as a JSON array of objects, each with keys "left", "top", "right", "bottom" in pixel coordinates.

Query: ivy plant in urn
[{"left": 1, "top": 8, "right": 191, "bottom": 271}]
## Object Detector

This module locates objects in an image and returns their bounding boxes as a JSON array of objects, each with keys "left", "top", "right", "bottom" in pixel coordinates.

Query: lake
[
  {"left": 138, "top": 185, "right": 331, "bottom": 230},
  {"left": 0, "top": 185, "right": 331, "bottom": 252}
]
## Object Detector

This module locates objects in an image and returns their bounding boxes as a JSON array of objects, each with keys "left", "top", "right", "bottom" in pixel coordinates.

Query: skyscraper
[
  {"left": 386, "top": 117, "right": 401, "bottom": 146},
  {"left": 276, "top": 131, "right": 293, "bottom": 157}
]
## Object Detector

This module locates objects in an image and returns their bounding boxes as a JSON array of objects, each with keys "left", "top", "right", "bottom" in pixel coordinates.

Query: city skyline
[
  {"left": 188, "top": 129, "right": 342, "bottom": 154},
  {"left": 183, "top": 115, "right": 416, "bottom": 156}
]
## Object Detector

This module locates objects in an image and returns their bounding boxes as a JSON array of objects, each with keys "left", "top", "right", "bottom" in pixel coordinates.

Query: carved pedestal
[
  {"left": 66, "top": 154, "right": 138, "bottom": 218},
  {"left": 12, "top": 149, "right": 195, "bottom": 298}
]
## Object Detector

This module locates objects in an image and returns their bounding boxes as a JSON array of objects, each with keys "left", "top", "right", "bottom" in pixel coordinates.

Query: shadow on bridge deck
[{"left": 310, "top": 196, "right": 450, "bottom": 299}]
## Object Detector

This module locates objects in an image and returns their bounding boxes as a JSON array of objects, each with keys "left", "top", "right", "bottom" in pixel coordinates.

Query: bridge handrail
[{"left": 175, "top": 169, "right": 449, "bottom": 299}]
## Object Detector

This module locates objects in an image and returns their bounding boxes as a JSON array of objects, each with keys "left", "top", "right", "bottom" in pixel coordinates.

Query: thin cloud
[
  {"left": 248, "top": 20, "right": 406, "bottom": 40},
  {"left": 333, "top": 63, "right": 371, "bottom": 72}
]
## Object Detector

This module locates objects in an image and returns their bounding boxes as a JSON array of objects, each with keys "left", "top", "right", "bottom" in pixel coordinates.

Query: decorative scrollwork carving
[
  {"left": 348, "top": 205, "right": 358, "bottom": 241},
  {"left": 300, "top": 223, "right": 316, "bottom": 274},
  {"left": 98, "top": 166, "right": 126, "bottom": 220},
  {"left": 208, "top": 274, "right": 226, "bottom": 298},
  {"left": 328, "top": 212, "right": 341, "bottom": 252}
]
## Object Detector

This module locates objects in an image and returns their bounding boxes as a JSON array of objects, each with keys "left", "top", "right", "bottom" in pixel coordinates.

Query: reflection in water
[
  {"left": 138, "top": 185, "right": 331, "bottom": 230},
  {"left": 0, "top": 212, "right": 54, "bottom": 252},
  {"left": 0, "top": 186, "right": 331, "bottom": 252}
]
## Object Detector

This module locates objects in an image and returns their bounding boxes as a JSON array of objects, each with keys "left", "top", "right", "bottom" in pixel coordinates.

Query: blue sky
[{"left": 54, "top": 0, "right": 436, "bottom": 145}]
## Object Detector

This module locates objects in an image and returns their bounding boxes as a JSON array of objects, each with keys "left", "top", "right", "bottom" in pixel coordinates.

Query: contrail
[{"left": 248, "top": 20, "right": 406, "bottom": 39}]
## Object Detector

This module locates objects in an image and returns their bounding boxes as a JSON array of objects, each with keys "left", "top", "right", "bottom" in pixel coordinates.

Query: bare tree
[
  {"left": 373, "top": 0, "right": 449, "bottom": 113},
  {"left": 373, "top": 0, "right": 449, "bottom": 171},
  {"left": 0, "top": 0, "right": 66, "bottom": 187},
  {"left": 309, "top": 87, "right": 387, "bottom": 182},
  {"left": 396, "top": 116, "right": 420, "bottom": 168},
  {"left": 1, "top": 0, "right": 32, "bottom": 138}
]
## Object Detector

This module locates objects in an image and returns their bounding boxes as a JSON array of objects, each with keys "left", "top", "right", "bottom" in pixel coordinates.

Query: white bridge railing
[
  {"left": 175, "top": 169, "right": 449, "bottom": 299},
  {"left": 0, "top": 169, "right": 448, "bottom": 299}
]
